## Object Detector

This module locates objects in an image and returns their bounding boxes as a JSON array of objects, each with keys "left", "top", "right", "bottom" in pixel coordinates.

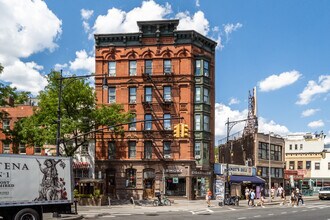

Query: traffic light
[
  {"left": 173, "top": 123, "right": 181, "bottom": 138},
  {"left": 180, "top": 123, "right": 189, "bottom": 138}
]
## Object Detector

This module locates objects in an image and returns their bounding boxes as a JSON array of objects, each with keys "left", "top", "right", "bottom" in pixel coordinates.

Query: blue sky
[{"left": 0, "top": 0, "right": 330, "bottom": 143}]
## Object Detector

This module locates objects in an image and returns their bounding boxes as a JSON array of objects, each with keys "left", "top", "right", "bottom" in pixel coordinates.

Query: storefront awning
[{"left": 230, "top": 175, "right": 265, "bottom": 184}]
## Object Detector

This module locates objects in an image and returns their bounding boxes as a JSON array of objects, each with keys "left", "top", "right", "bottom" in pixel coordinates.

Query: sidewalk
[{"left": 58, "top": 195, "right": 320, "bottom": 219}]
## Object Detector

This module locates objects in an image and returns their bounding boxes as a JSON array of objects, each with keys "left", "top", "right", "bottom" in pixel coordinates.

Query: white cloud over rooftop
[{"left": 259, "top": 70, "right": 301, "bottom": 92}]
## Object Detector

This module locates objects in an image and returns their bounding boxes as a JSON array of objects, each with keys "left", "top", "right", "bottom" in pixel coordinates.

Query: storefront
[
  {"left": 191, "top": 170, "right": 212, "bottom": 198},
  {"left": 214, "top": 163, "right": 265, "bottom": 199}
]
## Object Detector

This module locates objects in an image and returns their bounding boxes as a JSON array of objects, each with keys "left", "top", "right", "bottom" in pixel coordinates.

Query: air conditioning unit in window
[
  {"left": 195, "top": 155, "right": 201, "bottom": 160},
  {"left": 130, "top": 100, "right": 136, "bottom": 104},
  {"left": 164, "top": 98, "right": 172, "bottom": 102},
  {"left": 164, "top": 126, "right": 171, "bottom": 130},
  {"left": 129, "top": 127, "right": 136, "bottom": 131},
  {"left": 164, "top": 155, "right": 171, "bottom": 159}
]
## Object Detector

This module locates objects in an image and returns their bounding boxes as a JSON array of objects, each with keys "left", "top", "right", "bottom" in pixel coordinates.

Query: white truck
[{"left": 0, "top": 154, "right": 74, "bottom": 220}]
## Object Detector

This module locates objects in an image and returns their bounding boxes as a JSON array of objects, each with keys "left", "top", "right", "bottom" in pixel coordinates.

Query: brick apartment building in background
[
  {"left": 0, "top": 98, "right": 41, "bottom": 155},
  {"left": 94, "top": 20, "right": 217, "bottom": 200}
]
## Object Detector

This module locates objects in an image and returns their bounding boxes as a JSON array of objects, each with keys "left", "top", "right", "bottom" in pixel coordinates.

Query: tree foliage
[{"left": 15, "top": 71, "right": 133, "bottom": 156}]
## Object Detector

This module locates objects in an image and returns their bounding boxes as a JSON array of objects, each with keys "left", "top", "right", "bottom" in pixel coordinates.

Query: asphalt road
[{"left": 62, "top": 200, "right": 330, "bottom": 220}]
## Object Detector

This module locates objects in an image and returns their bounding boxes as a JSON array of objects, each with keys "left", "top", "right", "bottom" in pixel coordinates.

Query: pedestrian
[
  {"left": 297, "top": 189, "right": 304, "bottom": 206},
  {"left": 256, "top": 192, "right": 265, "bottom": 208},
  {"left": 270, "top": 187, "right": 275, "bottom": 200},
  {"left": 250, "top": 189, "right": 255, "bottom": 207},
  {"left": 247, "top": 190, "right": 251, "bottom": 206},
  {"left": 245, "top": 187, "right": 250, "bottom": 200},
  {"left": 206, "top": 188, "right": 212, "bottom": 207},
  {"left": 278, "top": 185, "right": 283, "bottom": 197},
  {"left": 280, "top": 189, "right": 286, "bottom": 206},
  {"left": 290, "top": 191, "right": 297, "bottom": 207}
]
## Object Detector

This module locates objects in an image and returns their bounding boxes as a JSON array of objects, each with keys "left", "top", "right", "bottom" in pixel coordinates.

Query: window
[
  {"left": 2, "top": 119, "right": 10, "bottom": 130},
  {"left": 203, "top": 143, "right": 209, "bottom": 160},
  {"left": 195, "top": 60, "right": 209, "bottom": 76},
  {"left": 295, "top": 144, "right": 298, "bottom": 150},
  {"left": 108, "top": 87, "right": 116, "bottom": 103},
  {"left": 195, "top": 60, "right": 201, "bottom": 76},
  {"left": 203, "top": 88, "right": 209, "bottom": 104},
  {"left": 163, "top": 114, "right": 171, "bottom": 130},
  {"left": 306, "top": 161, "right": 311, "bottom": 170},
  {"left": 298, "top": 161, "right": 303, "bottom": 169},
  {"left": 145, "top": 60, "right": 152, "bottom": 75},
  {"left": 289, "top": 161, "right": 295, "bottom": 170},
  {"left": 80, "top": 143, "right": 88, "bottom": 155},
  {"left": 204, "top": 60, "right": 209, "bottom": 77},
  {"left": 144, "top": 141, "right": 152, "bottom": 159},
  {"left": 145, "top": 87, "right": 152, "bottom": 102},
  {"left": 315, "top": 162, "right": 320, "bottom": 170},
  {"left": 129, "top": 61, "right": 137, "bottom": 76},
  {"left": 144, "top": 114, "right": 152, "bottom": 130},
  {"left": 195, "top": 142, "right": 201, "bottom": 156},
  {"left": 163, "top": 86, "right": 171, "bottom": 101},
  {"left": 203, "top": 115, "right": 210, "bottom": 131},
  {"left": 164, "top": 60, "right": 171, "bottom": 74},
  {"left": 19, "top": 143, "right": 26, "bottom": 154},
  {"left": 128, "top": 141, "right": 136, "bottom": 158},
  {"left": 129, "top": 87, "right": 137, "bottom": 103},
  {"left": 125, "top": 168, "right": 136, "bottom": 188},
  {"left": 108, "top": 141, "right": 116, "bottom": 159},
  {"left": 258, "top": 142, "right": 282, "bottom": 161},
  {"left": 163, "top": 141, "right": 171, "bottom": 157},
  {"left": 300, "top": 144, "right": 303, "bottom": 150},
  {"left": 129, "top": 114, "right": 136, "bottom": 131},
  {"left": 108, "top": 61, "right": 116, "bottom": 76},
  {"left": 195, "top": 114, "right": 201, "bottom": 130},
  {"left": 2, "top": 142, "right": 10, "bottom": 154},
  {"left": 289, "top": 144, "right": 292, "bottom": 150},
  {"left": 195, "top": 87, "right": 201, "bottom": 102}
]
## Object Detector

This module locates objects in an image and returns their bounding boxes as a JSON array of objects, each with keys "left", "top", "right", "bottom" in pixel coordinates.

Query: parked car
[{"left": 319, "top": 187, "right": 330, "bottom": 200}]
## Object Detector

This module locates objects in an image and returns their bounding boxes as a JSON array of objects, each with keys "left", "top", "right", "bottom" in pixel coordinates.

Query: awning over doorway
[{"left": 230, "top": 175, "right": 265, "bottom": 184}]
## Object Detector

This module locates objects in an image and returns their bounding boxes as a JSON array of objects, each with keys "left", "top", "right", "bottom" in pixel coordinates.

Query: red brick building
[
  {"left": 0, "top": 99, "right": 40, "bottom": 155},
  {"left": 94, "top": 20, "right": 217, "bottom": 200}
]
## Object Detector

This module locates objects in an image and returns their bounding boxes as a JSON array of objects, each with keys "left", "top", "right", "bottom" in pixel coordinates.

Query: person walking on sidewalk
[
  {"left": 280, "top": 189, "right": 286, "bottom": 206},
  {"left": 206, "top": 189, "right": 212, "bottom": 207},
  {"left": 245, "top": 187, "right": 250, "bottom": 200},
  {"left": 290, "top": 191, "right": 297, "bottom": 207},
  {"left": 296, "top": 188, "right": 304, "bottom": 206},
  {"left": 270, "top": 187, "right": 275, "bottom": 200},
  {"left": 250, "top": 189, "right": 256, "bottom": 207}
]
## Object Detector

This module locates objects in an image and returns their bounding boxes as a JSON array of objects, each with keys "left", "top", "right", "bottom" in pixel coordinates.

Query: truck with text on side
[{"left": 0, "top": 154, "right": 74, "bottom": 220}]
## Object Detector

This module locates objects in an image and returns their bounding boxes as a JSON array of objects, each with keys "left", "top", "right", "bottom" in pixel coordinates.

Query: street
[{"left": 44, "top": 200, "right": 330, "bottom": 220}]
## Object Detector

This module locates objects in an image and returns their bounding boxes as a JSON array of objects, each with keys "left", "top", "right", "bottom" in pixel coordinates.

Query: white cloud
[
  {"left": 301, "top": 108, "right": 320, "bottom": 117},
  {"left": 259, "top": 70, "right": 301, "bottom": 92},
  {"left": 0, "top": 0, "right": 62, "bottom": 59},
  {"left": 229, "top": 98, "right": 240, "bottom": 105},
  {"left": 69, "top": 50, "right": 95, "bottom": 73},
  {"left": 223, "top": 23, "right": 242, "bottom": 40},
  {"left": 81, "top": 9, "right": 93, "bottom": 33},
  {"left": 215, "top": 103, "right": 289, "bottom": 143},
  {"left": 92, "top": 0, "right": 171, "bottom": 36},
  {"left": 0, "top": 0, "right": 62, "bottom": 95},
  {"left": 54, "top": 63, "right": 68, "bottom": 71},
  {"left": 81, "top": 9, "right": 93, "bottom": 20},
  {"left": 196, "top": 0, "right": 200, "bottom": 7},
  {"left": 308, "top": 120, "right": 324, "bottom": 129},
  {"left": 176, "top": 11, "right": 210, "bottom": 36},
  {"left": 0, "top": 60, "right": 47, "bottom": 95},
  {"left": 296, "top": 75, "right": 330, "bottom": 105}
]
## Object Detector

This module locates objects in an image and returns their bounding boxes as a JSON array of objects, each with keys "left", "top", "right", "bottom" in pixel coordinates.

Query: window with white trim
[
  {"left": 164, "top": 60, "right": 172, "bottom": 74},
  {"left": 129, "top": 87, "right": 137, "bottom": 103},
  {"left": 108, "top": 61, "right": 116, "bottom": 76},
  {"left": 144, "top": 114, "right": 152, "bottom": 130},
  {"left": 163, "top": 114, "right": 171, "bottom": 130},
  {"left": 145, "top": 87, "right": 152, "bottom": 102},
  {"left": 195, "top": 114, "right": 201, "bottom": 130},
  {"left": 203, "top": 88, "right": 209, "bottom": 104},
  {"left": 195, "top": 87, "right": 201, "bottom": 102},
  {"left": 203, "top": 115, "right": 210, "bottom": 131},
  {"left": 129, "top": 60, "right": 137, "bottom": 76},
  {"left": 145, "top": 60, "right": 152, "bottom": 75},
  {"left": 163, "top": 86, "right": 171, "bottom": 101},
  {"left": 108, "top": 87, "right": 116, "bottom": 103}
]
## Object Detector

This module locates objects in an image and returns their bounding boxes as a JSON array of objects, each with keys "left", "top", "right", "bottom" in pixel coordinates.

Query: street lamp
[
  {"left": 56, "top": 70, "right": 108, "bottom": 156},
  {"left": 268, "top": 131, "right": 273, "bottom": 201},
  {"left": 223, "top": 117, "right": 257, "bottom": 202}
]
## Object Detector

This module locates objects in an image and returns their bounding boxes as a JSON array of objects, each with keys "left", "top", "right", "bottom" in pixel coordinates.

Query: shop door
[
  {"left": 106, "top": 169, "right": 116, "bottom": 198},
  {"left": 143, "top": 169, "right": 155, "bottom": 199}
]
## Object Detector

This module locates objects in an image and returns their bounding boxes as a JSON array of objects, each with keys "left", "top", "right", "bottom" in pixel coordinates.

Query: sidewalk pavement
[{"left": 58, "top": 195, "right": 320, "bottom": 219}]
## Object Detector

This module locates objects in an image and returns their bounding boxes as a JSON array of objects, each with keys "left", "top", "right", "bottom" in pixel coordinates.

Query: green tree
[{"left": 15, "top": 71, "right": 133, "bottom": 156}]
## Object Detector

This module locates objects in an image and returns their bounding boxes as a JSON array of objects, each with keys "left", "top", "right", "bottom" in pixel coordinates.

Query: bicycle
[{"left": 153, "top": 195, "right": 171, "bottom": 206}]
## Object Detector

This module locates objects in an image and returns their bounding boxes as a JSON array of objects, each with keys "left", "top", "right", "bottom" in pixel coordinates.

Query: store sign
[
  {"left": 192, "top": 170, "right": 212, "bottom": 175},
  {"left": 216, "top": 163, "right": 252, "bottom": 176}
]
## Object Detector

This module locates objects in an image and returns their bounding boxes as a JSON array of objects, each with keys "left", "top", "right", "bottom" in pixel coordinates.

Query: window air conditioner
[
  {"left": 195, "top": 155, "right": 201, "bottom": 160},
  {"left": 164, "top": 155, "right": 171, "bottom": 159},
  {"left": 130, "top": 100, "right": 136, "bottom": 104},
  {"left": 164, "top": 98, "right": 172, "bottom": 102},
  {"left": 129, "top": 127, "right": 136, "bottom": 131}
]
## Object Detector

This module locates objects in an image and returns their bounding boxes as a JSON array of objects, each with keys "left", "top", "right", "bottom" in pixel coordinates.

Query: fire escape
[{"left": 141, "top": 64, "right": 179, "bottom": 162}]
